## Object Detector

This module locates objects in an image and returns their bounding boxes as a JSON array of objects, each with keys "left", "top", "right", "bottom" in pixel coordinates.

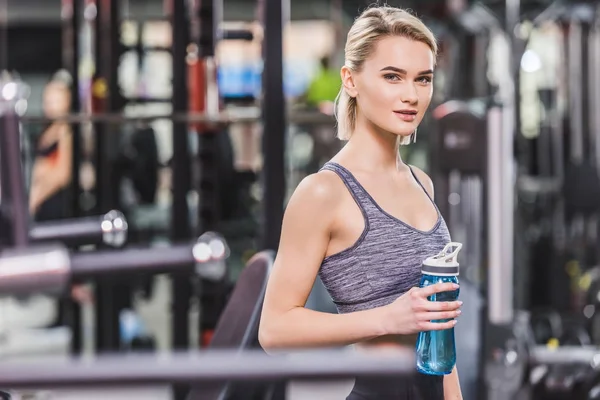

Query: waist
[{"left": 358, "top": 334, "right": 418, "bottom": 350}]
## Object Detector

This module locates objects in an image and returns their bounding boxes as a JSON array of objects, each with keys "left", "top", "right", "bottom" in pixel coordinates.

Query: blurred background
[{"left": 1, "top": 0, "right": 600, "bottom": 399}]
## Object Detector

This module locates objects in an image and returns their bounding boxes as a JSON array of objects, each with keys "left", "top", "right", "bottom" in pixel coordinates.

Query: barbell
[
  {"left": 0, "top": 231, "right": 229, "bottom": 297},
  {"left": 28, "top": 210, "right": 128, "bottom": 248}
]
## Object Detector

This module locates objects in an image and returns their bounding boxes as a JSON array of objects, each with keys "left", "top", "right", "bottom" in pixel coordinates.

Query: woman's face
[
  {"left": 343, "top": 36, "right": 434, "bottom": 139},
  {"left": 43, "top": 82, "right": 71, "bottom": 118}
]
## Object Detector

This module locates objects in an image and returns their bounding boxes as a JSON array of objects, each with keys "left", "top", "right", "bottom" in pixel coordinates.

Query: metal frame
[
  {"left": 192, "top": 0, "right": 228, "bottom": 367},
  {"left": 93, "top": 0, "right": 127, "bottom": 355},
  {"left": 0, "top": 105, "right": 29, "bottom": 249},
  {"left": 169, "top": 0, "right": 193, "bottom": 375},
  {"left": 260, "top": 0, "right": 288, "bottom": 251},
  {"left": 0, "top": 349, "right": 416, "bottom": 388},
  {"left": 61, "top": 0, "right": 82, "bottom": 219},
  {"left": 0, "top": 345, "right": 593, "bottom": 390}
]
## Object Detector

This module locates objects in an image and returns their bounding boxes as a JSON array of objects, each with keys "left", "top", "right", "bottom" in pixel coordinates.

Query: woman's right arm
[
  {"left": 259, "top": 172, "right": 387, "bottom": 351},
  {"left": 258, "top": 173, "right": 462, "bottom": 352}
]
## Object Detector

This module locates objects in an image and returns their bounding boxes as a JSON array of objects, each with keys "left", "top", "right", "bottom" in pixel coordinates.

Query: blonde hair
[{"left": 334, "top": 6, "right": 438, "bottom": 145}]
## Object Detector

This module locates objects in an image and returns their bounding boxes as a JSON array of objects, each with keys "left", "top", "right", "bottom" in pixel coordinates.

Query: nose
[{"left": 401, "top": 83, "right": 418, "bottom": 105}]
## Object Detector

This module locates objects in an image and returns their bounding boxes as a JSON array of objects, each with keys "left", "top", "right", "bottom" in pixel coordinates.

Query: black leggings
[{"left": 346, "top": 373, "right": 444, "bottom": 400}]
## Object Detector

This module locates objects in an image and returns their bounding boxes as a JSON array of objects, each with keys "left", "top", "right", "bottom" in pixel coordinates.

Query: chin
[{"left": 388, "top": 128, "right": 415, "bottom": 139}]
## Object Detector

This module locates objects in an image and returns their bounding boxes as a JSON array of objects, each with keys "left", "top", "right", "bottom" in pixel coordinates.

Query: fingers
[
  {"left": 418, "top": 310, "right": 461, "bottom": 321},
  {"left": 418, "top": 282, "right": 459, "bottom": 297},
  {"left": 422, "top": 300, "right": 463, "bottom": 312},
  {"left": 418, "top": 320, "right": 458, "bottom": 332}
]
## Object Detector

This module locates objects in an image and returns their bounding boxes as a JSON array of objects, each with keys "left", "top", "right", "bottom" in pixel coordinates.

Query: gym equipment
[
  {"left": 187, "top": 250, "right": 272, "bottom": 399},
  {"left": 28, "top": 210, "right": 128, "bottom": 248},
  {"left": 431, "top": 98, "right": 487, "bottom": 398},
  {"left": 0, "top": 349, "right": 417, "bottom": 389},
  {"left": 0, "top": 79, "right": 29, "bottom": 249},
  {"left": 429, "top": 1, "right": 521, "bottom": 398},
  {"left": 0, "top": 231, "right": 229, "bottom": 297},
  {"left": 0, "top": 337, "right": 595, "bottom": 395},
  {"left": 19, "top": 109, "right": 332, "bottom": 126}
]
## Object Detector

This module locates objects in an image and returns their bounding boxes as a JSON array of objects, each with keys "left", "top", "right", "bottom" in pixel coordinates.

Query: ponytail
[{"left": 334, "top": 86, "right": 357, "bottom": 140}]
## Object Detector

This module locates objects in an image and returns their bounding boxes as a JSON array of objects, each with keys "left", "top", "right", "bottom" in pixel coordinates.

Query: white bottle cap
[{"left": 421, "top": 242, "right": 463, "bottom": 276}]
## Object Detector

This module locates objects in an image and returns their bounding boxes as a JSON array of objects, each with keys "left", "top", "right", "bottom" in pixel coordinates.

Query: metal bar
[
  {"left": 71, "top": 244, "right": 204, "bottom": 278},
  {"left": 487, "top": 102, "right": 514, "bottom": 325},
  {"left": 0, "top": 245, "right": 71, "bottom": 297},
  {"left": 590, "top": 18, "right": 600, "bottom": 174},
  {"left": 62, "top": 0, "right": 82, "bottom": 219},
  {"left": 29, "top": 210, "right": 127, "bottom": 248},
  {"left": 0, "top": 0, "right": 6, "bottom": 71},
  {"left": 569, "top": 19, "right": 584, "bottom": 163},
  {"left": 0, "top": 349, "right": 416, "bottom": 388},
  {"left": 19, "top": 110, "right": 334, "bottom": 126},
  {"left": 530, "top": 346, "right": 600, "bottom": 366},
  {"left": 94, "top": 0, "right": 124, "bottom": 354},
  {"left": 260, "top": 0, "right": 288, "bottom": 251},
  {"left": 0, "top": 234, "right": 227, "bottom": 296},
  {"left": 0, "top": 112, "right": 29, "bottom": 248},
  {"left": 193, "top": 7, "right": 228, "bottom": 394},
  {"left": 169, "top": 8, "right": 193, "bottom": 399}
]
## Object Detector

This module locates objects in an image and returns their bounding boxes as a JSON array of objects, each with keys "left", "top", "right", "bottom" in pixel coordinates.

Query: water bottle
[{"left": 415, "top": 242, "right": 463, "bottom": 375}]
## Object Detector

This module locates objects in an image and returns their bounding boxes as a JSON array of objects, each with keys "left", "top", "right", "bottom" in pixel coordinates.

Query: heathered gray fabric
[{"left": 318, "top": 162, "right": 452, "bottom": 314}]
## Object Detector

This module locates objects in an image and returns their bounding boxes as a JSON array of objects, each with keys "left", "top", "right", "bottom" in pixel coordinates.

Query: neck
[{"left": 344, "top": 113, "right": 401, "bottom": 172}]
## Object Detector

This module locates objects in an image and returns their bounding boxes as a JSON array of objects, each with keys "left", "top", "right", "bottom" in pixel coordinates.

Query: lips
[{"left": 394, "top": 110, "right": 417, "bottom": 122}]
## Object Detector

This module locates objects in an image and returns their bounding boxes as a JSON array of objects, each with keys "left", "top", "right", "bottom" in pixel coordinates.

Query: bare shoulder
[
  {"left": 409, "top": 165, "right": 434, "bottom": 197},
  {"left": 287, "top": 169, "right": 345, "bottom": 210}
]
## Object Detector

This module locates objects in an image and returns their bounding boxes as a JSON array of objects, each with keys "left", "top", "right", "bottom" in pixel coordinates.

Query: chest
[
  {"left": 320, "top": 221, "right": 452, "bottom": 311},
  {"left": 349, "top": 174, "right": 438, "bottom": 233},
  {"left": 362, "top": 227, "right": 450, "bottom": 289}
]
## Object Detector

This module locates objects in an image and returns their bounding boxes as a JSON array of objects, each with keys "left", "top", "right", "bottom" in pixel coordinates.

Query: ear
[{"left": 340, "top": 66, "right": 358, "bottom": 98}]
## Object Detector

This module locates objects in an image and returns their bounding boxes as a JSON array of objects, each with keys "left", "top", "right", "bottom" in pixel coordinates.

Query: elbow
[{"left": 258, "top": 320, "right": 278, "bottom": 354}]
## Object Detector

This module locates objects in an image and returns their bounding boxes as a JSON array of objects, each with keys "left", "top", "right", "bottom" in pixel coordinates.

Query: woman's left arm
[
  {"left": 410, "top": 165, "right": 463, "bottom": 400},
  {"left": 444, "top": 367, "right": 463, "bottom": 399}
]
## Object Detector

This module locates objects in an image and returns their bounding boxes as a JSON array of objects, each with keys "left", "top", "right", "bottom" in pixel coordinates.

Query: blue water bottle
[{"left": 415, "top": 242, "right": 462, "bottom": 375}]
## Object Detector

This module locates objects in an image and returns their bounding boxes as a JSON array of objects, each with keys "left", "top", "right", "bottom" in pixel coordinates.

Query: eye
[
  {"left": 417, "top": 76, "right": 433, "bottom": 85},
  {"left": 383, "top": 74, "right": 401, "bottom": 81}
]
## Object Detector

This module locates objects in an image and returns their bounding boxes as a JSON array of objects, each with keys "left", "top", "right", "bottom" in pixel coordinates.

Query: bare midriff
[{"left": 357, "top": 333, "right": 418, "bottom": 350}]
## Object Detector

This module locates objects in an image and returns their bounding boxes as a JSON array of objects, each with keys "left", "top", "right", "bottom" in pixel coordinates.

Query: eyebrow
[{"left": 380, "top": 66, "right": 434, "bottom": 75}]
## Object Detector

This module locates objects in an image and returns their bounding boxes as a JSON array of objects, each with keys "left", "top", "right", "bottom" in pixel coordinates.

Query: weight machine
[{"left": 431, "top": 0, "right": 600, "bottom": 399}]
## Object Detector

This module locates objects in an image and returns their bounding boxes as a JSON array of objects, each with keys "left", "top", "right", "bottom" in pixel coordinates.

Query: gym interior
[{"left": 1, "top": 0, "right": 599, "bottom": 398}]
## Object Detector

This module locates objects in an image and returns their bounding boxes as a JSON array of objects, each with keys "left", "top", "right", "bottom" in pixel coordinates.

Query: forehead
[{"left": 366, "top": 36, "right": 434, "bottom": 72}]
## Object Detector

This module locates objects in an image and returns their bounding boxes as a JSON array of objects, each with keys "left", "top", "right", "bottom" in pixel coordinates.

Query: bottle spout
[{"left": 436, "top": 242, "right": 463, "bottom": 265}]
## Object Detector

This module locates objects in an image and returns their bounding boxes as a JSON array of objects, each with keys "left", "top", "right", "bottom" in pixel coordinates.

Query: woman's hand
[{"left": 382, "top": 283, "right": 462, "bottom": 335}]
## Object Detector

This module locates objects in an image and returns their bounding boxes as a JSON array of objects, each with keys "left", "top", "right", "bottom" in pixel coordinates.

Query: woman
[
  {"left": 29, "top": 71, "right": 73, "bottom": 220},
  {"left": 259, "top": 6, "right": 463, "bottom": 400}
]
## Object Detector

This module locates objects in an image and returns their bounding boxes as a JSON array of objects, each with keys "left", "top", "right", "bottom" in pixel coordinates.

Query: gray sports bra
[{"left": 317, "top": 162, "right": 452, "bottom": 314}]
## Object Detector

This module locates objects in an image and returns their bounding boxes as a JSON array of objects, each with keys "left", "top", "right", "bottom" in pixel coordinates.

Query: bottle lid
[{"left": 421, "top": 242, "right": 463, "bottom": 276}]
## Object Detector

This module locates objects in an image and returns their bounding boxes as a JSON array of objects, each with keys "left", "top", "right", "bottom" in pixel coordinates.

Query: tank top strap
[
  {"left": 407, "top": 165, "right": 434, "bottom": 202},
  {"left": 319, "top": 162, "right": 379, "bottom": 216}
]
